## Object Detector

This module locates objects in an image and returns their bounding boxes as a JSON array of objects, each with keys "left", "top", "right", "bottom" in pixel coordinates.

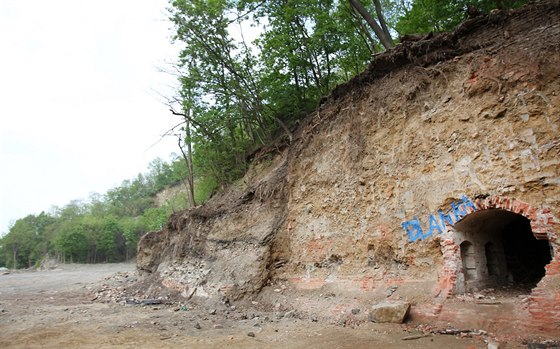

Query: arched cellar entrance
[{"left": 453, "top": 209, "right": 552, "bottom": 293}]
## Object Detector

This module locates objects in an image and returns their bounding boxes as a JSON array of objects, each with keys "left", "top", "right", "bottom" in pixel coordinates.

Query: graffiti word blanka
[{"left": 402, "top": 195, "right": 477, "bottom": 242}]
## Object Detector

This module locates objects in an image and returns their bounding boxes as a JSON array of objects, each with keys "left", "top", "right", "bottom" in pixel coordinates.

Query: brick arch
[
  {"left": 432, "top": 195, "right": 559, "bottom": 316},
  {"left": 444, "top": 196, "right": 560, "bottom": 332},
  {"left": 471, "top": 196, "right": 559, "bottom": 245}
]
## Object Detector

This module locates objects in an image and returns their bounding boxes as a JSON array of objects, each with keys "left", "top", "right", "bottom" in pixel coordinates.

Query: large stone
[{"left": 368, "top": 301, "right": 410, "bottom": 324}]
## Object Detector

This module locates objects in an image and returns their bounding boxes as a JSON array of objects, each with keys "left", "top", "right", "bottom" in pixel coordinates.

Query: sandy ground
[{"left": 0, "top": 263, "right": 512, "bottom": 349}]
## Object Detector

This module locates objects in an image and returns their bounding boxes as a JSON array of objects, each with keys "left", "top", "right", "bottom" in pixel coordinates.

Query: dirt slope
[{"left": 137, "top": 0, "right": 560, "bottom": 340}]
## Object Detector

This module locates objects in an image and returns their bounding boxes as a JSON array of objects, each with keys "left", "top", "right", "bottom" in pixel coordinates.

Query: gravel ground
[{"left": 0, "top": 263, "right": 506, "bottom": 349}]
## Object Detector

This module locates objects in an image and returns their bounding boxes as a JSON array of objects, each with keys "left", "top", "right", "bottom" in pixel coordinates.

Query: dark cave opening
[
  {"left": 501, "top": 214, "right": 552, "bottom": 285},
  {"left": 454, "top": 209, "right": 552, "bottom": 292}
]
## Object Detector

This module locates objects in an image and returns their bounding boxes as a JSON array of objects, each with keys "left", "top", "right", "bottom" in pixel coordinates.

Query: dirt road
[{"left": 0, "top": 264, "right": 504, "bottom": 348}]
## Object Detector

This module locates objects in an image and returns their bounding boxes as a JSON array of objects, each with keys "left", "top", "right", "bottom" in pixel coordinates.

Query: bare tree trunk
[
  {"left": 184, "top": 120, "right": 196, "bottom": 207},
  {"left": 372, "top": 0, "right": 392, "bottom": 39},
  {"left": 348, "top": 0, "right": 393, "bottom": 50},
  {"left": 350, "top": 6, "right": 378, "bottom": 53},
  {"left": 177, "top": 114, "right": 196, "bottom": 208},
  {"left": 12, "top": 247, "right": 17, "bottom": 269}
]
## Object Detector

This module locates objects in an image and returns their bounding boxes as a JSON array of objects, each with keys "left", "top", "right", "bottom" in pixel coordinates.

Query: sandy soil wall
[{"left": 137, "top": 1, "right": 560, "bottom": 336}]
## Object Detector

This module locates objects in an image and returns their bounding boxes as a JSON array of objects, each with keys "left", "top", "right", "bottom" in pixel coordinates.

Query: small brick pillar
[{"left": 528, "top": 258, "right": 560, "bottom": 333}]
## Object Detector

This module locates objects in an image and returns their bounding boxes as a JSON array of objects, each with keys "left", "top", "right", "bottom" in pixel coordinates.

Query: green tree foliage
[
  {"left": 0, "top": 155, "right": 193, "bottom": 268},
  {"left": 252, "top": 0, "right": 374, "bottom": 115},
  {"left": 54, "top": 220, "right": 88, "bottom": 264},
  {"left": 120, "top": 216, "right": 145, "bottom": 261},
  {"left": 98, "top": 216, "right": 122, "bottom": 262},
  {"left": 2, "top": 213, "right": 56, "bottom": 268},
  {"left": 169, "top": 0, "right": 274, "bottom": 184},
  {"left": 0, "top": 246, "right": 5, "bottom": 268},
  {"left": 168, "top": 0, "right": 377, "bottom": 188},
  {"left": 396, "top": 0, "right": 528, "bottom": 34}
]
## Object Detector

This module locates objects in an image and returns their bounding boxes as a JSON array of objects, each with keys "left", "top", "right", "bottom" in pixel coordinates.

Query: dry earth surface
[{"left": 0, "top": 263, "right": 517, "bottom": 349}]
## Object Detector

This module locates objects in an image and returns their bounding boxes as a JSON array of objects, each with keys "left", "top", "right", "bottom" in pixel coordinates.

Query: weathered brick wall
[{"left": 529, "top": 259, "right": 560, "bottom": 332}]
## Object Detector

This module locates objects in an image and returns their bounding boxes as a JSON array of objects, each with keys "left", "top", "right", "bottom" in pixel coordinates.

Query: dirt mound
[{"left": 137, "top": 151, "right": 289, "bottom": 301}]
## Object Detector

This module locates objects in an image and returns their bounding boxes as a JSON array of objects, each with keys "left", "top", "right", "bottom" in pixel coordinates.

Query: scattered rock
[
  {"left": 481, "top": 107, "right": 507, "bottom": 119},
  {"left": 247, "top": 332, "right": 255, "bottom": 337},
  {"left": 386, "top": 286, "right": 398, "bottom": 297},
  {"left": 351, "top": 308, "right": 360, "bottom": 315},
  {"left": 284, "top": 310, "right": 296, "bottom": 318},
  {"left": 431, "top": 328, "right": 486, "bottom": 337},
  {"left": 402, "top": 334, "right": 431, "bottom": 341},
  {"left": 140, "top": 299, "right": 162, "bottom": 306},
  {"left": 209, "top": 309, "right": 217, "bottom": 315},
  {"left": 524, "top": 339, "right": 559, "bottom": 349},
  {"left": 369, "top": 301, "right": 410, "bottom": 324},
  {"left": 194, "top": 322, "right": 201, "bottom": 329}
]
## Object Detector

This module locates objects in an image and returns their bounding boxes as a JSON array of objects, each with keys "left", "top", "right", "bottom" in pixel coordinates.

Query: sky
[{"left": 0, "top": 0, "right": 183, "bottom": 234}]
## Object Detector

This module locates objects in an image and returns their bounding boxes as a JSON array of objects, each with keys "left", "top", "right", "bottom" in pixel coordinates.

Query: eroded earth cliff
[{"left": 138, "top": 1, "right": 560, "bottom": 339}]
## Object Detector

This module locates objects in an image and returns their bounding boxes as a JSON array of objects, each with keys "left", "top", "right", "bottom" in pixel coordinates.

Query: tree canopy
[{"left": 0, "top": 155, "right": 211, "bottom": 268}]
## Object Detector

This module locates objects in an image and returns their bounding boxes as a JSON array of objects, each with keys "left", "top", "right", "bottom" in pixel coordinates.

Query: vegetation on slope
[{"left": 166, "top": 0, "right": 527, "bottom": 193}]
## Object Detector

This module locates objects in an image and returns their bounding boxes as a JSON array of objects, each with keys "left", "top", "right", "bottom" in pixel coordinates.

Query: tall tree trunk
[
  {"left": 350, "top": 5, "right": 378, "bottom": 53},
  {"left": 185, "top": 123, "right": 196, "bottom": 207},
  {"left": 372, "top": 0, "right": 392, "bottom": 39},
  {"left": 348, "top": 0, "right": 393, "bottom": 50},
  {"left": 12, "top": 247, "right": 17, "bottom": 269},
  {"left": 177, "top": 114, "right": 196, "bottom": 208}
]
